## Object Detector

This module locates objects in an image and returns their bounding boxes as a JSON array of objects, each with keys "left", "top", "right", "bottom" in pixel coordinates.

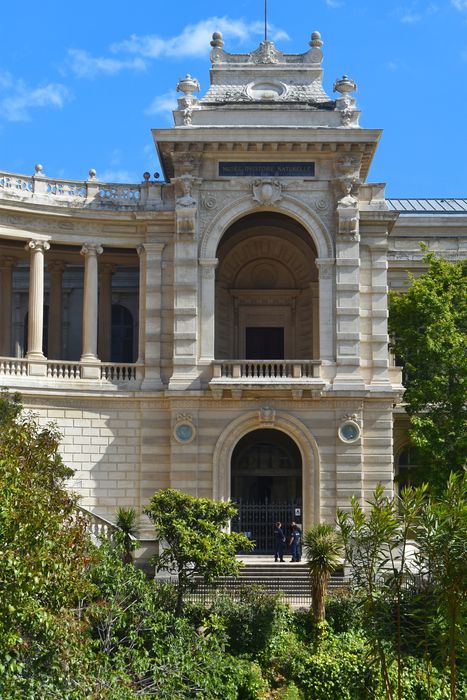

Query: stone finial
[
  {"left": 210, "top": 31, "right": 224, "bottom": 48},
  {"left": 143, "top": 171, "right": 150, "bottom": 181},
  {"left": 310, "top": 31, "right": 323, "bottom": 48},
  {"left": 333, "top": 75, "right": 357, "bottom": 96},
  {"left": 88, "top": 168, "right": 97, "bottom": 180},
  {"left": 34, "top": 164, "right": 44, "bottom": 175},
  {"left": 176, "top": 74, "right": 200, "bottom": 97}
]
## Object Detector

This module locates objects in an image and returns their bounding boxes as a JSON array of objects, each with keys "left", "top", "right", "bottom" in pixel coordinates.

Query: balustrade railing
[
  {"left": 0, "top": 356, "right": 142, "bottom": 386},
  {"left": 211, "top": 360, "right": 321, "bottom": 381},
  {"left": 0, "top": 169, "right": 162, "bottom": 209},
  {"left": 0, "top": 358, "right": 29, "bottom": 376},
  {"left": 47, "top": 361, "right": 82, "bottom": 379},
  {"left": 101, "top": 363, "right": 141, "bottom": 382}
]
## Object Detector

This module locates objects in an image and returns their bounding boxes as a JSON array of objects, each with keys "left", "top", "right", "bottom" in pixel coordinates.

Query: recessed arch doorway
[{"left": 230, "top": 428, "right": 302, "bottom": 553}]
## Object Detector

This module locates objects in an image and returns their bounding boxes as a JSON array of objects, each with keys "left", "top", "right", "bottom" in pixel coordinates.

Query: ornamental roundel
[
  {"left": 173, "top": 415, "right": 196, "bottom": 444},
  {"left": 338, "top": 418, "right": 361, "bottom": 444}
]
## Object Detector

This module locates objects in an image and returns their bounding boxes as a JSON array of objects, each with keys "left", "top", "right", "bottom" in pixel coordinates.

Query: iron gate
[{"left": 231, "top": 501, "right": 302, "bottom": 554}]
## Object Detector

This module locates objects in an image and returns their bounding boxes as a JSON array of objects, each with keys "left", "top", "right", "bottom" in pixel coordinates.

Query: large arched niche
[
  {"left": 215, "top": 212, "right": 319, "bottom": 360},
  {"left": 199, "top": 194, "right": 333, "bottom": 260},
  {"left": 212, "top": 410, "right": 320, "bottom": 529}
]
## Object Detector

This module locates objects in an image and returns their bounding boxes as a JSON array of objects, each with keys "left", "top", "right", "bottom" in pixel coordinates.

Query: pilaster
[
  {"left": 139, "top": 243, "right": 165, "bottom": 390},
  {"left": 47, "top": 260, "right": 66, "bottom": 359},
  {"left": 0, "top": 256, "right": 18, "bottom": 357},
  {"left": 199, "top": 258, "right": 218, "bottom": 361},
  {"left": 98, "top": 263, "right": 115, "bottom": 362},
  {"left": 168, "top": 170, "right": 202, "bottom": 390}
]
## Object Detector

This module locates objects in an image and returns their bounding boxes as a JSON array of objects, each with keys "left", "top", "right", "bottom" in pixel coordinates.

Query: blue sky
[{"left": 1, "top": 1, "right": 466, "bottom": 197}]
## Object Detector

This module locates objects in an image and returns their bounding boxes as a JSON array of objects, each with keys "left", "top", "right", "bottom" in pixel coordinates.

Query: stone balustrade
[
  {"left": 0, "top": 356, "right": 143, "bottom": 388},
  {"left": 211, "top": 360, "right": 322, "bottom": 381},
  {"left": 0, "top": 170, "right": 164, "bottom": 210}
]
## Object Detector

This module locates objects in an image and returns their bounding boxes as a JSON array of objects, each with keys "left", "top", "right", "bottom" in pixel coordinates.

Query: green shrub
[
  {"left": 236, "top": 660, "right": 269, "bottom": 700},
  {"left": 207, "top": 586, "right": 293, "bottom": 656},
  {"left": 325, "top": 592, "right": 363, "bottom": 633}
]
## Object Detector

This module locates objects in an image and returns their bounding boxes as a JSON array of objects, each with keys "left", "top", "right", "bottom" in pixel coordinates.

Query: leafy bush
[
  {"left": 325, "top": 592, "right": 363, "bottom": 633},
  {"left": 205, "top": 585, "right": 293, "bottom": 657}
]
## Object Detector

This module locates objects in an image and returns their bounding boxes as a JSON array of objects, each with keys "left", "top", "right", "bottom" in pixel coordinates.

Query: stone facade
[{"left": 0, "top": 31, "right": 466, "bottom": 542}]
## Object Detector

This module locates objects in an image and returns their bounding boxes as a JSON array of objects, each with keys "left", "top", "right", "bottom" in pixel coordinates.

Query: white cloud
[
  {"left": 97, "top": 168, "right": 138, "bottom": 183},
  {"left": 111, "top": 16, "right": 290, "bottom": 60},
  {"left": 452, "top": 1, "right": 467, "bottom": 10},
  {"left": 0, "top": 79, "right": 70, "bottom": 122},
  {"left": 400, "top": 11, "right": 422, "bottom": 23},
  {"left": 144, "top": 91, "right": 178, "bottom": 122},
  {"left": 68, "top": 49, "right": 147, "bottom": 79},
  {"left": 325, "top": 0, "right": 343, "bottom": 7}
]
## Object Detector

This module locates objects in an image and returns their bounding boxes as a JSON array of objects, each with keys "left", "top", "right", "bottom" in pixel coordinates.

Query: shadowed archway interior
[
  {"left": 231, "top": 428, "right": 302, "bottom": 553},
  {"left": 215, "top": 212, "right": 319, "bottom": 361}
]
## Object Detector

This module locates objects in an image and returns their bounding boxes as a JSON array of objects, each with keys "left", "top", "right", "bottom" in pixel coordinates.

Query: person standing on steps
[
  {"left": 289, "top": 522, "right": 302, "bottom": 562},
  {"left": 274, "top": 521, "right": 286, "bottom": 562}
]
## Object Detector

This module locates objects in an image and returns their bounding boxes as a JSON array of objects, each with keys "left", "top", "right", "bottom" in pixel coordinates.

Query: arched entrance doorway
[{"left": 230, "top": 428, "right": 302, "bottom": 553}]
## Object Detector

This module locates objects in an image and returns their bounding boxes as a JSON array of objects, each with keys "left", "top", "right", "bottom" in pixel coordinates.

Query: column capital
[
  {"left": 199, "top": 257, "right": 218, "bottom": 279},
  {"left": 26, "top": 239, "right": 50, "bottom": 253},
  {"left": 315, "top": 257, "right": 335, "bottom": 280},
  {"left": 137, "top": 242, "right": 165, "bottom": 257},
  {"left": 80, "top": 242, "right": 103, "bottom": 257}
]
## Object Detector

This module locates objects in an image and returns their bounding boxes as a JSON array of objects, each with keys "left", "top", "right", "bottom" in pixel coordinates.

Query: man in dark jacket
[
  {"left": 274, "top": 521, "right": 285, "bottom": 562},
  {"left": 289, "top": 522, "right": 301, "bottom": 562}
]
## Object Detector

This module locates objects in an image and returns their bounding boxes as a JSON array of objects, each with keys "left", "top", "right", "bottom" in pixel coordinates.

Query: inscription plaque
[{"left": 219, "top": 161, "right": 315, "bottom": 177}]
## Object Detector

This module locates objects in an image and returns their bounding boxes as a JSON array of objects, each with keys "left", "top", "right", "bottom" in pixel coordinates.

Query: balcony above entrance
[{"left": 209, "top": 359, "right": 324, "bottom": 399}]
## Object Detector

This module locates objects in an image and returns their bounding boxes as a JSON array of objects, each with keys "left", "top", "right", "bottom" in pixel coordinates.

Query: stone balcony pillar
[
  {"left": 80, "top": 243, "right": 103, "bottom": 377},
  {"left": 0, "top": 256, "right": 18, "bottom": 357},
  {"left": 98, "top": 263, "right": 115, "bottom": 362},
  {"left": 47, "top": 260, "right": 66, "bottom": 359},
  {"left": 26, "top": 240, "right": 50, "bottom": 373}
]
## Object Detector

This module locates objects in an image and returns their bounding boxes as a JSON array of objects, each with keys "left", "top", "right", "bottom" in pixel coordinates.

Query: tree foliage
[
  {"left": 0, "top": 390, "right": 94, "bottom": 693},
  {"left": 389, "top": 251, "right": 466, "bottom": 488},
  {"left": 144, "top": 488, "right": 254, "bottom": 614}
]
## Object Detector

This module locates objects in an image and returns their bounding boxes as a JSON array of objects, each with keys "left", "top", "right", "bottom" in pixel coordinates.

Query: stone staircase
[{"left": 193, "top": 556, "right": 349, "bottom": 606}]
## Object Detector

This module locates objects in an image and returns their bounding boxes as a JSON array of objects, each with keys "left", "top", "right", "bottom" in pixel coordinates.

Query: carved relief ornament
[{"left": 252, "top": 179, "right": 282, "bottom": 206}]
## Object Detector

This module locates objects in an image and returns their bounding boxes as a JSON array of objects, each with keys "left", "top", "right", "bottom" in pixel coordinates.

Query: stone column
[
  {"left": 139, "top": 243, "right": 165, "bottom": 390},
  {"left": 0, "top": 256, "right": 18, "bottom": 356},
  {"left": 98, "top": 263, "right": 115, "bottom": 362},
  {"left": 199, "top": 258, "right": 218, "bottom": 361},
  {"left": 80, "top": 243, "right": 102, "bottom": 377},
  {"left": 47, "top": 261, "right": 66, "bottom": 359},
  {"left": 26, "top": 240, "right": 50, "bottom": 372}
]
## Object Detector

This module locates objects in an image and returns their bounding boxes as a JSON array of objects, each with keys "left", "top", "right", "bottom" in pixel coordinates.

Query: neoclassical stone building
[{"left": 0, "top": 32, "right": 465, "bottom": 550}]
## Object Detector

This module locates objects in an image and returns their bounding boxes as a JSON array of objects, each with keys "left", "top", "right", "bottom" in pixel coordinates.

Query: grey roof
[{"left": 387, "top": 199, "right": 467, "bottom": 214}]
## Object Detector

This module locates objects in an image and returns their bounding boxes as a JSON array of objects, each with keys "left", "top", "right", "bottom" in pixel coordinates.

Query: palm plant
[
  {"left": 116, "top": 507, "right": 138, "bottom": 564},
  {"left": 303, "top": 523, "right": 343, "bottom": 623}
]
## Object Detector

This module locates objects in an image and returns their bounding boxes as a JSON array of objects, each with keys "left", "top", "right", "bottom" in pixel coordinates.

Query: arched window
[
  {"left": 111, "top": 304, "right": 134, "bottom": 363},
  {"left": 395, "top": 446, "right": 418, "bottom": 493},
  {"left": 23, "top": 306, "right": 49, "bottom": 356}
]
